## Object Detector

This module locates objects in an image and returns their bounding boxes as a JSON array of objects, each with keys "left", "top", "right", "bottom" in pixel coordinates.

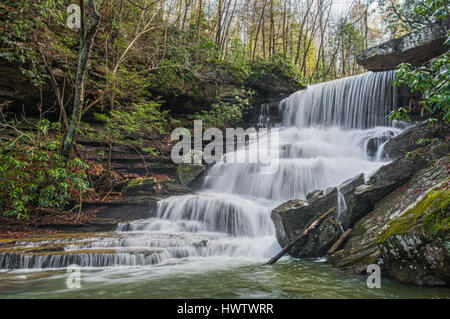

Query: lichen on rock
[
  {"left": 328, "top": 156, "right": 449, "bottom": 286},
  {"left": 377, "top": 184, "right": 449, "bottom": 286}
]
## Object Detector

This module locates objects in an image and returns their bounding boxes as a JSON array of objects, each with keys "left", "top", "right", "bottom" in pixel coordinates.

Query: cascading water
[
  {"left": 0, "top": 71, "right": 407, "bottom": 270},
  {"left": 257, "top": 103, "right": 271, "bottom": 129}
]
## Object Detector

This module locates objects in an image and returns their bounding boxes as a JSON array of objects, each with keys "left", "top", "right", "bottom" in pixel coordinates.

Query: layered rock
[
  {"left": 383, "top": 122, "right": 438, "bottom": 159},
  {"left": 356, "top": 18, "right": 450, "bottom": 71},
  {"left": 340, "top": 157, "right": 419, "bottom": 229},
  {"left": 271, "top": 152, "right": 433, "bottom": 261},
  {"left": 271, "top": 174, "right": 365, "bottom": 258},
  {"left": 328, "top": 156, "right": 449, "bottom": 285},
  {"left": 377, "top": 186, "right": 450, "bottom": 286}
]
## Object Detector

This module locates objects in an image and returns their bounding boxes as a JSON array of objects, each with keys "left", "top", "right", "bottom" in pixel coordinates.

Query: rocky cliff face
[
  {"left": 356, "top": 18, "right": 449, "bottom": 72},
  {"left": 0, "top": 60, "right": 54, "bottom": 117},
  {"left": 328, "top": 157, "right": 449, "bottom": 285}
]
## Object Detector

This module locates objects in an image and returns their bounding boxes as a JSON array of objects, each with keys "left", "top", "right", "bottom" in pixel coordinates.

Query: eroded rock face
[
  {"left": 328, "top": 157, "right": 449, "bottom": 285},
  {"left": 340, "top": 158, "right": 418, "bottom": 229},
  {"left": 383, "top": 122, "right": 438, "bottom": 159},
  {"left": 356, "top": 18, "right": 449, "bottom": 71},
  {"left": 247, "top": 71, "right": 304, "bottom": 99},
  {"left": 377, "top": 186, "right": 450, "bottom": 286},
  {"left": 271, "top": 174, "right": 364, "bottom": 257}
]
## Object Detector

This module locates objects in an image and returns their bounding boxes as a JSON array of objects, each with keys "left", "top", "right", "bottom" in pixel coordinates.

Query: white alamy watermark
[
  {"left": 66, "top": 4, "right": 81, "bottom": 29},
  {"left": 66, "top": 264, "right": 81, "bottom": 289},
  {"left": 366, "top": 264, "right": 381, "bottom": 289},
  {"left": 171, "top": 120, "right": 280, "bottom": 175}
]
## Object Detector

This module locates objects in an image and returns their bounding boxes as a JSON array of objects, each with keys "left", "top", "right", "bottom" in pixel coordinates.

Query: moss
[
  {"left": 22, "top": 249, "right": 118, "bottom": 257},
  {"left": 127, "top": 178, "right": 156, "bottom": 188},
  {"left": 0, "top": 240, "right": 93, "bottom": 254},
  {"left": 177, "top": 163, "right": 203, "bottom": 175},
  {"left": 352, "top": 220, "right": 367, "bottom": 235},
  {"left": 377, "top": 185, "right": 450, "bottom": 244}
]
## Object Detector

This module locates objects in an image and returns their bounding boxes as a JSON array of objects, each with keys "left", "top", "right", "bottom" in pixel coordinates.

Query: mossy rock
[
  {"left": 377, "top": 183, "right": 450, "bottom": 286},
  {"left": 176, "top": 150, "right": 205, "bottom": 186},
  {"left": 328, "top": 160, "right": 449, "bottom": 281},
  {"left": 123, "top": 177, "right": 157, "bottom": 194},
  {"left": 377, "top": 186, "right": 450, "bottom": 244},
  {"left": 176, "top": 163, "right": 205, "bottom": 186}
]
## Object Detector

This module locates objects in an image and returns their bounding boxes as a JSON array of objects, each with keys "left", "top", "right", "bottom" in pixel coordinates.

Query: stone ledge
[{"left": 356, "top": 18, "right": 449, "bottom": 71}]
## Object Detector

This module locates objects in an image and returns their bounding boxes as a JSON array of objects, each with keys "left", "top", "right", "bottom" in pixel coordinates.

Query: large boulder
[
  {"left": 340, "top": 157, "right": 419, "bottom": 229},
  {"left": 356, "top": 18, "right": 449, "bottom": 71},
  {"left": 328, "top": 156, "right": 449, "bottom": 286},
  {"left": 383, "top": 122, "right": 438, "bottom": 159},
  {"left": 290, "top": 217, "right": 343, "bottom": 258},
  {"left": 176, "top": 150, "right": 206, "bottom": 186},
  {"left": 377, "top": 187, "right": 450, "bottom": 286},
  {"left": 271, "top": 199, "right": 316, "bottom": 248},
  {"left": 271, "top": 174, "right": 365, "bottom": 257}
]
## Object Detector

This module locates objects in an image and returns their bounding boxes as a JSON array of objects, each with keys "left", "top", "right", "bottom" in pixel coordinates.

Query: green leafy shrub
[
  {"left": 248, "top": 53, "right": 303, "bottom": 89},
  {"left": 0, "top": 120, "right": 89, "bottom": 219},
  {"left": 85, "top": 101, "right": 168, "bottom": 157},
  {"left": 390, "top": 35, "right": 449, "bottom": 124},
  {"left": 193, "top": 89, "right": 255, "bottom": 129},
  {"left": 0, "top": 0, "right": 68, "bottom": 86}
]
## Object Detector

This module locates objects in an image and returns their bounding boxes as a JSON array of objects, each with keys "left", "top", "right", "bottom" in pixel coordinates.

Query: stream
[{"left": 1, "top": 71, "right": 449, "bottom": 298}]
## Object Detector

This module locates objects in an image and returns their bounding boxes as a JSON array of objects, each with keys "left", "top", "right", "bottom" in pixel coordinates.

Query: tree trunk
[
  {"left": 215, "top": 0, "right": 223, "bottom": 47},
  {"left": 61, "top": 0, "right": 100, "bottom": 160},
  {"left": 327, "top": 228, "right": 352, "bottom": 255}
]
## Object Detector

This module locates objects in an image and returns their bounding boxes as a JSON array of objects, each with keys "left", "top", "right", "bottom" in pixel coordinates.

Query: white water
[{"left": 1, "top": 71, "right": 407, "bottom": 270}]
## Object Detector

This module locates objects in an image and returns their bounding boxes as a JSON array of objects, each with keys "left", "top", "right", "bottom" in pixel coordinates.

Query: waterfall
[
  {"left": 257, "top": 103, "right": 271, "bottom": 129},
  {"left": 0, "top": 71, "right": 406, "bottom": 270},
  {"left": 336, "top": 187, "right": 348, "bottom": 222},
  {"left": 281, "top": 71, "right": 397, "bottom": 129}
]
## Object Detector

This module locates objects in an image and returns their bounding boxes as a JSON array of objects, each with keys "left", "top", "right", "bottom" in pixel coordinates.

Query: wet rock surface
[
  {"left": 377, "top": 185, "right": 450, "bottom": 286},
  {"left": 356, "top": 18, "right": 450, "bottom": 71},
  {"left": 340, "top": 157, "right": 419, "bottom": 229},
  {"left": 290, "top": 217, "right": 343, "bottom": 258},
  {"left": 176, "top": 150, "right": 206, "bottom": 186},
  {"left": 328, "top": 157, "right": 449, "bottom": 285},
  {"left": 383, "top": 122, "right": 438, "bottom": 159},
  {"left": 271, "top": 174, "right": 364, "bottom": 257}
]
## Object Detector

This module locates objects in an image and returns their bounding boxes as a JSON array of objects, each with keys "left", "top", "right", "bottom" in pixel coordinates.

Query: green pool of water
[{"left": 0, "top": 258, "right": 448, "bottom": 299}]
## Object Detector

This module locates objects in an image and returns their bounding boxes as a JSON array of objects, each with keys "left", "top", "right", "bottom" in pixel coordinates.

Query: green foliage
[
  {"left": 390, "top": 35, "right": 449, "bottom": 123},
  {"left": 148, "top": 37, "right": 221, "bottom": 99},
  {"left": 0, "top": 0, "right": 68, "bottom": 86},
  {"left": 0, "top": 120, "right": 89, "bottom": 219},
  {"left": 250, "top": 53, "right": 300, "bottom": 85},
  {"left": 385, "top": 0, "right": 449, "bottom": 124},
  {"left": 88, "top": 101, "right": 168, "bottom": 155},
  {"left": 336, "top": 19, "right": 365, "bottom": 51},
  {"left": 379, "top": 0, "right": 449, "bottom": 36},
  {"left": 220, "top": 39, "right": 252, "bottom": 83},
  {"left": 193, "top": 89, "right": 255, "bottom": 129}
]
